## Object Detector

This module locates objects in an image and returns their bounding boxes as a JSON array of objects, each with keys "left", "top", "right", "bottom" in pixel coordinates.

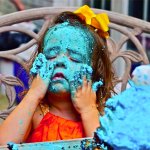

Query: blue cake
[{"left": 96, "top": 85, "right": 150, "bottom": 150}]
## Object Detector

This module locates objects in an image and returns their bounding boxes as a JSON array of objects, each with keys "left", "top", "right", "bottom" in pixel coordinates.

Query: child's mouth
[{"left": 52, "top": 72, "right": 65, "bottom": 80}]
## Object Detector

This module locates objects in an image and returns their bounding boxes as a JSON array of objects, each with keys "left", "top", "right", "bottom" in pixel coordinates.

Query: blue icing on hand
[
  {"left": 92, "top": 80, "right": 103, "bottom": 92},
  {"left": 69, "top": 64, "right": 93, "bottom": 99},
  {"left": 30, "top": 53, "right": 47, "bottom": 75},
  {"left": 30, "top": 53, "right": 55, "bottom": 84},
  {"left": 96, "top": 85, "right": 150, "bottom": 150},
  {"left": 69, "top": 64, "right": 103, "bottom": 99},
  {"left": 80, "top": 64, "right": 93, "bottom": 81}
]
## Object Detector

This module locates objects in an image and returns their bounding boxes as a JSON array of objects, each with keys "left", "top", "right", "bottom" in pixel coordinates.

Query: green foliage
[{"left": 0, "top": 94, "right": 8, "bottom": 110}]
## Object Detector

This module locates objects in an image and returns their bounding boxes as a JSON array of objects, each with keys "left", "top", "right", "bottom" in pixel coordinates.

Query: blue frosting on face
[
  {"left": 30, "top": 22, "right": 103, "bottom": 95},
  {"left": 96, "top": 85, "right": 150, "bottom": 150},
  {"left": 42, "top": 22, "right": 95, "bottom": 93},
  {"left": 43, "top": 22, "right": 94, "bottom": 65}
]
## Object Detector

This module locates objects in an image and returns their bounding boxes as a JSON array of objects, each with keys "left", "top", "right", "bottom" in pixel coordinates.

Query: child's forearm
[
  {"left": 81, "top": 108, "right": 100, "bottom": 137},
  {"left": 0, "top": 90, "right": 41, "bottom": 145}
]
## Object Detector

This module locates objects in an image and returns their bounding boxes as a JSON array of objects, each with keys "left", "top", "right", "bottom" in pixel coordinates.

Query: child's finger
[
  {"left": 86, "top": 66, "right": 92, "bottom": 81},
  {"left": 73, "top": 71, "right": 82, "bottom": 89},
  {"left": 80, "top": 65, "right": 92, "bottom": 82},
  {"left": 80, "top": 66, "right": 86, "bottom": 80},
  {"left": 39, "top": 60, "right": 47, "bottom": 78},
  {"left": 30, "top": 66, "right": 38, "bottom": 76},
  {"left": 82, "top": 76, "right": 88, "bottom": 91},
  {"left": 92, "top": 80, "right": 103, "bottom": 92},
  {"left": 38, "top": 53, "right": 47, "bottom": 63},
  {"left": 87, "top": 80, "right": 92, "bottom": 91},
  {"left": 86, "top": 73, "right": 92, "bottom": 82},
  {"left": 30, "top": 57, "right": 40, "bottom": 75},
  {"left": 30, "top": 53, "right": 46, "bottom": 75},
  {"left": 76, "top": 85, "right": 82, "bottom": 93},
  {"left": 34, "top": 57, "right": 42, "bottom": 67}
]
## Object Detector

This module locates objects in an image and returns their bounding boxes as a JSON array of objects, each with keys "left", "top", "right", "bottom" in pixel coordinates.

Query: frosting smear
[{"left": 96, "top": 85, "right": 150, "bottom": 150}]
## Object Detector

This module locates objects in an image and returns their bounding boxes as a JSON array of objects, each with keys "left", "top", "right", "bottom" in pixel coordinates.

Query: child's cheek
[{"left": 66, "top": 63, "right": 83, "bottom": 81}]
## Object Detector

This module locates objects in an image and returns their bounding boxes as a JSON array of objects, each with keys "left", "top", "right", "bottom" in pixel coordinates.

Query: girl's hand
[
  {"left": 69, "top": 64, "right": 103, "bottom": 114},
  {"left": 29, "top": 53, "right": 54, "bottom": 101},
  {"left": 72, "top": 77, "right": 97, "bottom": 114}
]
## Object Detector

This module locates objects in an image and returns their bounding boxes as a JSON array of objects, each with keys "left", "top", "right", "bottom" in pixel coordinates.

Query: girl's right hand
[{"left": 29, "top": 53, "right": 55, "bottom": 101}]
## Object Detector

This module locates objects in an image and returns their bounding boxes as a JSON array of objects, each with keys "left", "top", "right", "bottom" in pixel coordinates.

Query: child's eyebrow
[{"left": 46, "top": 46, "right": 60, "bottom": 52}]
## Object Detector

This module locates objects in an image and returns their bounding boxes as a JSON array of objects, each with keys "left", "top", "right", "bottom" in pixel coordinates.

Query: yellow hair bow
[{"left": 74, "top": 5, "right": 110, "bottom": 38}]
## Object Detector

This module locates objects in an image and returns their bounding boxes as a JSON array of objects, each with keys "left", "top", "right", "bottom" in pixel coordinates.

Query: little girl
[{"left": 0, "top": 5, "right": 114, "bottom": 144}]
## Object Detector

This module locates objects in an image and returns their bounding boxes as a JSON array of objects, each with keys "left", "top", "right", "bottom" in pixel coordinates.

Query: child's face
[{"left": 43, "top": 23, "right": 94, "bottom": 93}]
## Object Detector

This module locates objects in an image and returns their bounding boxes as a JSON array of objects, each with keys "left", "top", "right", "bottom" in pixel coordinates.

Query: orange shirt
[{"left": 26, "top": 112, "right": 85, "bottom": 143}]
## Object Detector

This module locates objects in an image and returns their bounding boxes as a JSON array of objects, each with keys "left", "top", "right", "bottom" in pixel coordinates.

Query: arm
[
  {"left": 0, "top": 53, "right": 54, "bottom": 145},
  {"left": 72, "top": 78, "right": 100, "bottom": 137},
  {"left": 0, "top": 75, "right": 46, "bottom": 145},
  {"left": 81, "top": 108, "right": 100, "bottom": 137},
  {"left": 10, "top": 0, "right": 25, "bottom": 11}
]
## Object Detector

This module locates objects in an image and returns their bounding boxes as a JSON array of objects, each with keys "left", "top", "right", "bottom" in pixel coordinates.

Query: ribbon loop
[{"left": 74, "top": 5, "right": 110, "bottom": 38}]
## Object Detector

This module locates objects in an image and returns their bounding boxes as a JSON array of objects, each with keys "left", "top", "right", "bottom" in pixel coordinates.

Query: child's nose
[
  {"left": 55, "top": 54, "right": 67, "bottom": 68},
  {"left": 55, "top": 61, "right": 66, "bottom": 68}
]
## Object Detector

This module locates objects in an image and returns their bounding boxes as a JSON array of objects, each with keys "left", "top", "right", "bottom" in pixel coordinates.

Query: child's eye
[
  {"left": 45, "top": 52, "right": 57, "bottom": 60},
  {"left": 49, "top": 56, "right": 56, "bottom": 60},
  {"left": 47, "top": 56, "right": 56, "bottom": 60},
  {"left": 45, "top": 54, "right": 56, "bottom": 60},
  {"left": 44, "top": 47, "right": 59, "bottom": 60},
  {"left": 70, "top": 57, "right": 81, "bottom": 63}
]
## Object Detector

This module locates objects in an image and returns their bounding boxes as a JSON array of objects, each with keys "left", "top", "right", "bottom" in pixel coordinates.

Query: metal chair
[{"left": 0, "top": 7, "right": 149, "bottom": 149}]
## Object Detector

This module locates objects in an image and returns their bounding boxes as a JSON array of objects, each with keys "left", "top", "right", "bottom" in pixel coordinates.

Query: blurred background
[
  {"left": 0, "top": 0, "right": 150, "bottom": 21},
  {"left": 0, "top": 0, "right": 150, "bottom": 109}
]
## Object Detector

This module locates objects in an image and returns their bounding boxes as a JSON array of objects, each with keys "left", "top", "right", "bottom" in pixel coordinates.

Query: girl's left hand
[
  {"left": 71, "top": 77, "right": 97, "bottom": 114},
  {"left": 69, "top": 64, "right": 103, "bottom": 114}
]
